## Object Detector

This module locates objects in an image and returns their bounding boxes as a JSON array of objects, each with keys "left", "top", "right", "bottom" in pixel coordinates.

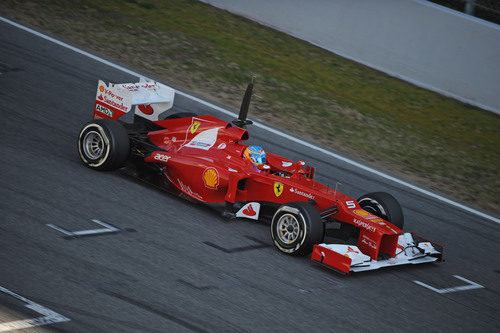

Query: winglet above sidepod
[{"left": 311, "top": 233, "right": 443, "bottom": 274}]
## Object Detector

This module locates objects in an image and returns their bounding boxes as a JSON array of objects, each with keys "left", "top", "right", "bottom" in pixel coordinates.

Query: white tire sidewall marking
[
  {"left": 358, "top": 197, "right": 387, "bottom": 217},
  {"left": 78, "top": 123, "right": 111, "bottom": 168},
  {"left": 271, "top": 208, "right": 308, "bottom": 254}
]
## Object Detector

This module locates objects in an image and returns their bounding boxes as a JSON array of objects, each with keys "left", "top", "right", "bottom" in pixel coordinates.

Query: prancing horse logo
[
  {"left": 190, "top": 121, "right": 201, "bottom": 134},
  {"left": 274, "top": 182, "right": 284, "bottom": 197}
]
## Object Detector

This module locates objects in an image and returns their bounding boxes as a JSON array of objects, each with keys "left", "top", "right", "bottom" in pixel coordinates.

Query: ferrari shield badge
[
  {"left": 190, "top": 121, "right": 201, "bottom": 134},
  {"left": 274, "top": 182, "right": 284, "bottom": 197}
]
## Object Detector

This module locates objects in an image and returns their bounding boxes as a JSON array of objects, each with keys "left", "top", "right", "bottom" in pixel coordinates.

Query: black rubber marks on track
[
  {"left": 0, "top": 62, "right": 22, "bottom": 75},
  {"left": 99, "top": 289, "right": 209, "bottom": 333},
  {"left": 177, "top": 274, "right": 244, "bottom": 292},
  {"left": 203, "top": 235, "right": 271, "bottom": 253}
]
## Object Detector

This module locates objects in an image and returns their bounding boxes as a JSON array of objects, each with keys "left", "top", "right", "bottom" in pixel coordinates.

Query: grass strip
[{"left": 2, "top": 0, "right": 499, "bottom": 215}]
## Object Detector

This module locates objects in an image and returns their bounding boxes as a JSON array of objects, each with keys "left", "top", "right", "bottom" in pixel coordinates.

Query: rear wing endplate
[{"left": 93, "top": 78, "right": 175, "bottom": 121}]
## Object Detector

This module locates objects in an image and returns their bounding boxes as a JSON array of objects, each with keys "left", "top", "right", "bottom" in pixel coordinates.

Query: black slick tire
[
  {"left": 357, "top": 192, "right": 404, "bottom": 229},
  {"left": 78, "top": 119, "right": 130, "bottom": 171},
  {"left": 271, "top": 201, "right": 324, "bottom": 256}
]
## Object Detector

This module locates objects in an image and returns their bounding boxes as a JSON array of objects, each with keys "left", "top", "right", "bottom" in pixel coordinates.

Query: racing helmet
[{"left": 243, "top": 145, "right": 266, "bottom": 166}]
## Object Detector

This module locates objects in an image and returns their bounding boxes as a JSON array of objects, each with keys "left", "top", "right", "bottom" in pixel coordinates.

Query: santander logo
[
  {"left": 242, "top": 204, "right": 256, "bottom": 216},
  {"left": 138, "top": 104, "right": 154, "bottom": 115},
  {"left": 347, "top": 246, "right": 359, "bottom": 254},
  {"left": 236, "top": 202, "right": 260, "bottom": 219}
]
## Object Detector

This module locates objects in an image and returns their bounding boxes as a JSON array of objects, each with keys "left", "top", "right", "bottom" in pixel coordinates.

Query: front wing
[{"left": 311, "top": 233, "right": 443, "bottom": 273}]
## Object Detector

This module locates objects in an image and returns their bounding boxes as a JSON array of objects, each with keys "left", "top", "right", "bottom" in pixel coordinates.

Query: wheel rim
[
  {"left": 277, "top": 214, "right": 300, "bottom": 244},
  {"left": 359, "top": 199, "right": 387, "bottom": 220},
  {"left": 83, "top": 130, "right": 105, "bottom": 160},
  {"left": 363, "top": 204, "right": 380, "bottom": 216}
]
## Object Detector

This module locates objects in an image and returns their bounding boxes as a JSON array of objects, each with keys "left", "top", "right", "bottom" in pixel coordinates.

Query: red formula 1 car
[{"left": 78, "top": 79, "right": 443, "bottom": 273}]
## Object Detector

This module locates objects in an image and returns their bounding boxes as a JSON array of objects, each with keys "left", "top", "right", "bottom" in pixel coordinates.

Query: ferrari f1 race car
[{"left": 77, "top": 79, "right": 443, "bottom": 274}]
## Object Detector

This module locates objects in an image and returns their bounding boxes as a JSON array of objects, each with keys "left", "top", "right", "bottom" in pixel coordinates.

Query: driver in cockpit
[{"left": 243, "top": 145, "right": 266, "bottom": 167}]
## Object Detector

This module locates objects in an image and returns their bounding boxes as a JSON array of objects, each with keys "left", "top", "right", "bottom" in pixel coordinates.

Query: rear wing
[{"left": 93, "top": 78, "right": 175, "bottom": 121}]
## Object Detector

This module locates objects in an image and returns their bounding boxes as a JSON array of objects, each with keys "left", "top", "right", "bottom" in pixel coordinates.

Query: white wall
[{"left": 201, "top": 0, "right": 500, "bottom": 113}]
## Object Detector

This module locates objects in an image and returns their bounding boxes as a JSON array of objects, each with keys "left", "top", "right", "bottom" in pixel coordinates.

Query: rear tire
[
  {"left": 357, "top": 192, "right": 404, "bottom": 230},
  {"left": 271, "top": 202, "right": 324, "bottom": 256},
  {"left": 78, "top": 119, "right": 130, "bottom": 171}
]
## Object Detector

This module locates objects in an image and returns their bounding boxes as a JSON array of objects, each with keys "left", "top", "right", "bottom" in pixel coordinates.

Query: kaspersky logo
[{"left": 353, "top": 218, "right": 376, "bottom": 233}]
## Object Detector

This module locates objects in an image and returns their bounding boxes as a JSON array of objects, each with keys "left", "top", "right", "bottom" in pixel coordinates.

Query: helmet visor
[{"left": 251, "top": 152, "right": 266, "bottom": 164}]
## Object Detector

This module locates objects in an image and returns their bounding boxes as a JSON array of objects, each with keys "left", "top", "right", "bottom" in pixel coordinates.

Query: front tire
[
  {"left": 271, "top": 202, "right": 324, "bottom": 256},
  {"left": 78, "top": 119, "right": 130, "bottom": 171},
  {"left": 357, "top": 192, "right": 404, "bottom": 229}
]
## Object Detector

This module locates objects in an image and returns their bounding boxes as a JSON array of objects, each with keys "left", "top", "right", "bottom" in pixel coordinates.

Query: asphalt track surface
[{"left": 1, "top": 20, "right": 499, "bottom": 332}]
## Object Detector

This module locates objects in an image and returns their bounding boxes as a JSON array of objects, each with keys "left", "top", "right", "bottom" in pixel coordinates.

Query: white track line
[
  {"left": 1, "top": 16, "right": 498, "bottom": 224},
  {"left": 46, "top": 219, "right": 120, "bottom": 237},
  {"left": 0, "top": 285, "right": 70, "bottom": 331},
  {"left": 413, "top": 275, "right": 484, "bottom": 294}
]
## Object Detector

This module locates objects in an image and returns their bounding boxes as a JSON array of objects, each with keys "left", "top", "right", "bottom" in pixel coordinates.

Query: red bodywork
[{"left": 141, "top": 115, "right": 401, "bottom": 260}]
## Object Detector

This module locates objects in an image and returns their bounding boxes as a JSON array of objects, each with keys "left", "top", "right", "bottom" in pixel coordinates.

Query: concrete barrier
[{"left": 201, "top": 0, "right": 500, "bottom": 113}]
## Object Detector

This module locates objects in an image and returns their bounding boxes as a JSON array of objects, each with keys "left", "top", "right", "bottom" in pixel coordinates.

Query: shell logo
[
  {"left": 354, "top": 209, "right": 370, "bottom": 216},
  {"left": 203, "top": 167, "right": 219, "bottom": 189},
  {"left": 99, "top": 85, "right": 104, "bottom": 92},
  {"left": 190, "top": 121, "right": 201, "bottom": 134}
]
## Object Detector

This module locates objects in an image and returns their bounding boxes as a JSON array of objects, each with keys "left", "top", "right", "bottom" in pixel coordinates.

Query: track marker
[
  {"left": 0, "top": 16, "right": 498, "bottom": 224},
  {"left": 0, "top": 285, "right": 70, "bottom": 332},
  {"left": 46, "top": 219, "right": 120, "bottom": 238},
  {"left": 413, "top": 275, "right": 484, "bottom": 294}
]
